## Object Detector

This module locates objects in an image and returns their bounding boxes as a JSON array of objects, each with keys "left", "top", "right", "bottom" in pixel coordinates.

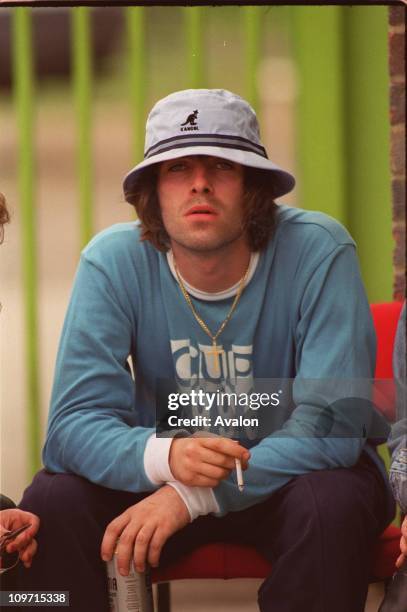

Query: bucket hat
[{"left": 123, "top": 89, "right": 295, "bottom": 199}]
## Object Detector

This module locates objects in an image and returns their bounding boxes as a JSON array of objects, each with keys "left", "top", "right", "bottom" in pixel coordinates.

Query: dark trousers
[{"left": 18, "top": 453, "right": 389, "bottom": 612}]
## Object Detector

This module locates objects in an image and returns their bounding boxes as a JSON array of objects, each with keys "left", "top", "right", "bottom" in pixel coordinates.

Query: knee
[
  {"left": 19, "top": 469, "right": 97, "bottom": 522},
  {"left": 280, "top": 469, "right": 363, "bottom": 530}
]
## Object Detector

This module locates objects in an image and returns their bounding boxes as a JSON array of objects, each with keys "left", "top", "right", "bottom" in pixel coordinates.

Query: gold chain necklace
[{"left": 174, "top": 259, "right": 251, "bottom": 376}]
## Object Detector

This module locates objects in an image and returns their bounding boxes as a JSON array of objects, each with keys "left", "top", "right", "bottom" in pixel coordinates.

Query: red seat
[
  {"left": 152, "top": 302, "right": 404, "bottom": 597},
  {"left": 371, "top": 301, "right": 403, "bottom": 382}
]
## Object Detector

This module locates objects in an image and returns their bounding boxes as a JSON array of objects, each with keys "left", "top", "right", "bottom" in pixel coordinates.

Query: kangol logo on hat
[
  {"left": 123, "top": 89, "right": 295, "bottom": 200},
  {"left": 180, "top": 110, "right": 199, "bottom": 131}
]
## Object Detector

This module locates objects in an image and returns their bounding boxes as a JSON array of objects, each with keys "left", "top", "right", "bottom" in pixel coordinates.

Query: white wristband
[
  {"left": 167, "top": 482, "right": 220, "bottom": 521},
  {"left": 143, "top": 434, "right": 175, "bottom": 485}
]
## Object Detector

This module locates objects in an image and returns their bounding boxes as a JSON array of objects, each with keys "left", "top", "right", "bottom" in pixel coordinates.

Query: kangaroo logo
[
  {"left": 181, "top": 110, "right": 198, "bottom": 126},
  {"left": 180, "top": 110, "right": 199, "bottom": 132}
]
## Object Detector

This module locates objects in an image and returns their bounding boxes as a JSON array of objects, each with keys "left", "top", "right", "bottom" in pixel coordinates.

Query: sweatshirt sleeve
[
  {"left": 213, "top": 243, "right": 381, "bottom": 516},
  {"left": 42, "top": 252, "right": 157, "bottom": 493}
]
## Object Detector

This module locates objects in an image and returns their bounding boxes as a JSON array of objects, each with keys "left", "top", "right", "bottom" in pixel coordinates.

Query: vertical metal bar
[
  {"left": 126, "top": 7, "right": 146, "bottom": 164},
  {"left": 344, "top": 7, "right": 392, "bottom": 302},
  {"left": 291, "top": 7, "right": 346, "bottom": 224},
  {"left": 13, "top": 8, "right": 41, "bottom": 475},
  {"left": 72, "top": 8, "right": 93, "bottom": 248},
  {"left": 156, "top": 583, "right": 171, "bottom": 612},
  {"left": 184, "top": 7, "right": 204, "bottom": 88},
  {"left": 244, "top": 6, "right": 262, "bottom": 112}
]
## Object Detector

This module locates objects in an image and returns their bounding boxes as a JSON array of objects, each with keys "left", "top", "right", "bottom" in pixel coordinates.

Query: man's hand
[
  {"left": 0, "top": 509, "right": 40, "bottom": 569},
  {"left": 395, "top": 515, "right": 407, "bottom": 568},
  {"left": 101, "top": 486, "right": 190, "bottom": 575},
  {"left": 169, "top": 435, "right": 250, "bottom": 487}
]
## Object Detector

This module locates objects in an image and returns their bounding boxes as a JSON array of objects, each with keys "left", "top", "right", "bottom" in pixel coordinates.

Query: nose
[{"left": 190, "top": 162, "right": 212, "bottom": 195}]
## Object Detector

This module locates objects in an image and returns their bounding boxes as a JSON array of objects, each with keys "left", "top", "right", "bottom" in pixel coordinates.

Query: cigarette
[{"left": 235, "top": 458, "right": 244, "bottom": 492}]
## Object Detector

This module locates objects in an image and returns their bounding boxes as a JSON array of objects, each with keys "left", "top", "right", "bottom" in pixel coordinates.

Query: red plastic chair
[{"left": 152, "top": 302, "right": 404, "bottom": 611}]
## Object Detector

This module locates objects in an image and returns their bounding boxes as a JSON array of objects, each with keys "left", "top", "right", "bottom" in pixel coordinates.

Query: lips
[{"left": 185, "top": 204, "right": 218, "bottom": 217}]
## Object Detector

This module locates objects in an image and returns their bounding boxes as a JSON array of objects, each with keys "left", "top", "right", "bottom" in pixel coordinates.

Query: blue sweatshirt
[{"left": 43, "top": 205, "right": 393, "bottom": 518}]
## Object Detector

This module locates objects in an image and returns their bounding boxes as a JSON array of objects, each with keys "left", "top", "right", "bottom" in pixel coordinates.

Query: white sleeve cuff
[
  {"left": 167, "top": 482, "right": 220, "bottom": 521},
  {"left": 143, "top": 434, "right": 175, "bottom": 485},
  {"left": 143, "top": 434, "right": 220, "bottom": 521}
]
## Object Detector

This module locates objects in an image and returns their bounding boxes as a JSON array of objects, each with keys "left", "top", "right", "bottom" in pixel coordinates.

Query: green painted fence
[
  {"left": 292, "top": 5, "right": 392, "bottom": 304},
  {"left": 12, "top": 6, "right": 392, "bottom": 476},
  {"left": 72, "top": 8, "right": 93, "bottom": 249},
  {"left": 127, "top": 7, "right": 147, "bottom": 165},
  {"left": 13, "top": 8, "right": 41, "bottom": 474}
]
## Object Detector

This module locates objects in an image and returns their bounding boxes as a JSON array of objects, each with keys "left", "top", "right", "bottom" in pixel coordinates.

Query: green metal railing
[
  {"left": 13, "top": 8, "right": 41, "bottom": 476},
  {"left": 244, "top": 6, "right": 262, "bottom": 112},
  {"left": 292, "top": 5, "right": 392, "bottom": 302},
  {"left": 292, "top": 6, "right": 346, "bottom": 224},
  {"left": 12, "top": 6, "right": 393, "bottom": 476},
  {"left": 127, "top": 7, "right": 147, "bottom": 164},
  {"left": 185, "top": 7, "right": 205, "bottom": 89},
  {"left": 344, "top": 7, "right": 392, "bottom": 303},
  {"left": 72, "top": 8, "right": 93, "bottom": 248},
  {"left": 71, "top": 8, "right": 93, "bottom": 247}
]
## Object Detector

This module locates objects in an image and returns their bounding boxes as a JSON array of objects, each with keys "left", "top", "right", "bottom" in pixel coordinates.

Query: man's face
[{"left": 157, "top": 155, "right": 246, "bottom": 253}]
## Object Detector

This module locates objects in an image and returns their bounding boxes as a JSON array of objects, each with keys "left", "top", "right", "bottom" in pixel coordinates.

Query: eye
[
  {"left": 167, "top": 161, "right": 187, "bottom": 172},
  {"left": 215, "top": 160, "right": 235, "bottom": 170}
]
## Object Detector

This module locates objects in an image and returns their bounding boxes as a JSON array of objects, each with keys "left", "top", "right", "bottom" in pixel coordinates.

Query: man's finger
[
  {"left": 115, "top": 528, "right": 142, "bottom": 576},
  {"left": 201, "top": 438, "right": 250, "bottom": 462},
  {"left": 147, "top": 527, "right": 167, "bottom": 568},
  {"left": 196, "top": 462, "right": 231, "bottom": 481},
  {"left": 6, "top": 530, "right": 32, "bottom": 554},
  {"left": 22, "top": 512, "right": 40, "bottom": 537},
  {"left": 101, "top": 514, "right": 129, "bottom": 562},
  {"left": 133, "top": 524, "right": 156, "bottom": 573},
  {"left": 20, "top": 540, "right": 38, "bottom": 567},
  {"left": 197, "top": 445, "right": 249, "bottom": 471},
  {"left": 197, "top": 446, "right": 237, "bottom": 470}
]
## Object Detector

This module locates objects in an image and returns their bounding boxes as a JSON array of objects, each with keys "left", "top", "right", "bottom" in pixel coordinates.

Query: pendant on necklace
[{"left": 207, "top": 341, "right": 224, "bottom": 376}]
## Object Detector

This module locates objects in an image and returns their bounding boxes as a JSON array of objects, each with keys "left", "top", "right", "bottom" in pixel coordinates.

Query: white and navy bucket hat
[{"left": 123, "top": 88, "right": 295, "bottom": 199}]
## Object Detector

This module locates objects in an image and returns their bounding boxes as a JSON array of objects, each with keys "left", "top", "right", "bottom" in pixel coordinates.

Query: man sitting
[{"left": 19, "top": 89, "right": 394, "bottom": 611}]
